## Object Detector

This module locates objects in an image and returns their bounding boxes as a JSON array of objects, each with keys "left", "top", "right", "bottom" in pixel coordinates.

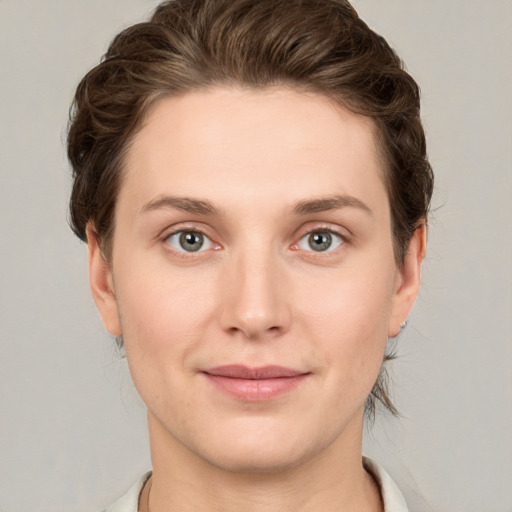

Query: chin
[
  {"left": 200, "top": 440, "right": 315, "bottom": 475},
  {"left": 188, "top": 417, "right": 342, "bottom": 476}
]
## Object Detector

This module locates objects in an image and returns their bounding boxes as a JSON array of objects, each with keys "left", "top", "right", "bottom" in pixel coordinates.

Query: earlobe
[
  {"left": 388, "top": 224, "right": 427, "bottom": 338},
  {"left": 86, "top": 223, "right": 122, "bottom": 336}
]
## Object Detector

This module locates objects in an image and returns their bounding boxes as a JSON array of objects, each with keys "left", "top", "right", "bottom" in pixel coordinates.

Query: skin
[{"left": 87, "top": 87, "right": 425, "bottom": 512}]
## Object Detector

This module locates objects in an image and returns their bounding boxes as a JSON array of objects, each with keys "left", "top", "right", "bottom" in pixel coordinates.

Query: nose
[{"left": 218, "top": 246, "right": 291, "bottom": 340}]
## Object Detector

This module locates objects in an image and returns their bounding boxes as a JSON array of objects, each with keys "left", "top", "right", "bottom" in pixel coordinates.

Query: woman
[{"left": 67, "top": 0, "right": 433, "bottom": 510}]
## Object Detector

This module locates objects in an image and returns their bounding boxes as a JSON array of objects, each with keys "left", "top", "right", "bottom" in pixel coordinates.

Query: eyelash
[
  {"left": 163, "top": 227, "right": 219, "bottom": 256},
  {"left": 293, "top": 226, "right": 348, "bottom": 254},
  {"left": 161, "top": 225, "right": 349, "bottom": 257}
]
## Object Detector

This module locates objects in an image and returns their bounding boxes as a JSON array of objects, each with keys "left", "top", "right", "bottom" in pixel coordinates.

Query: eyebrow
[
  {"left": 292, "top": 195, "right": 373, "bottom": 216},
  {"left": 140, "top": 193, "right": 372, "bottom": 217},
  {"left": 140, "top": 195, "right": 219, "bottom": 215}
]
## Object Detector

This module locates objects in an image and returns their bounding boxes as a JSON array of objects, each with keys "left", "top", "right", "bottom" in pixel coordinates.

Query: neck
[{"left": 145, "top": 411, "right": 383, "bottom": 512}]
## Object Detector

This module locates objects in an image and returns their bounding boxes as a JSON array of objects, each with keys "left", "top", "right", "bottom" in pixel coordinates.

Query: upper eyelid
[
  {"left": 291, "top": 224, "right": 352, "bottom": 254},
  {"left": 295, "top": 228, "right": 346, "bottom": 246},
  {"left": 160, "top": 224, "right": 212, "bottom": 244},
  {"left": 163, "top": 229, "right": 220, "bottom": 257},
  {"left": 294, "top": 223, "right": 351, "bottom": 241},
  {"left": 300, "top": 227, "right": 345, "bottom": 239},
  {"left": 158, "top": 222, "right": 350, "bottom": 246},
  {"left": 165, "top": 228, "right": 211, "bottom": 239},
  {"left": 160, "top": 223, "right": 214, "bottom": 240}
]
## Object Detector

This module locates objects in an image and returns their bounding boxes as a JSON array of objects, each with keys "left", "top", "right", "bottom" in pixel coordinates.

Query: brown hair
[{"left": 68, "top": 0, "right": 433, "bottom": 418}]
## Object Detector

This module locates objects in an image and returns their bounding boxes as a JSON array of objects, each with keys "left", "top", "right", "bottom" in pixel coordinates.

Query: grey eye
[
  {"left": 166, "top": 231, "right": 212, "bottom": 252},
  {"left": 297, "top": 230, "right": 343, "bottom": 252}
]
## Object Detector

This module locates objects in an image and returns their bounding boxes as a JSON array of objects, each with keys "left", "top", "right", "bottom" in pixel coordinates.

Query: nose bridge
[{"left": 219, "top": 238, "right": 290, "bottom": 339}]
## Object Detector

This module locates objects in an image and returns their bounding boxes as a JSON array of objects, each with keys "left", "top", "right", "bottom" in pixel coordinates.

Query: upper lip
[{"left": 202, "top": 365, "right": 308, "bottom": 379}]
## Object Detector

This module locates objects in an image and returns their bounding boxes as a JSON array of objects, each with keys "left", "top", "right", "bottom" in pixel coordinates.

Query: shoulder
[
  {"left": 99, "top": 472, "right": 152, "bottom": 512},
  {"left": 363, "top": 456, "right": 409, "bottom": 512}
]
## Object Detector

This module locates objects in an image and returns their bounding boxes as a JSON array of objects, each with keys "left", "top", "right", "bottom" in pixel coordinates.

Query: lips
[{"left": 201, "top": 365, "right": 310, "bottom": 401}]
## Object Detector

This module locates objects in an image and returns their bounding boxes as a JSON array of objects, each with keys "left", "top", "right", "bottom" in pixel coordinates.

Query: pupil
[
  {"left": 309, "top": 232, "right": 331, "bottom": 252},
  {"left": 180, "top": 231, "right": 203, "bottom": 252}
]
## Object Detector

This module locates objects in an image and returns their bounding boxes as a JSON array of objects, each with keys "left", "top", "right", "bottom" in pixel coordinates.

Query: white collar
[
  {"left": 103, "top": 458, "right": 408, "bottom": 512},
  {"left": 363, "top": 456, "right": 409, "bottom": 511},
  {"left": 102, "top": 471, "right": 150, "bottom": 512}
]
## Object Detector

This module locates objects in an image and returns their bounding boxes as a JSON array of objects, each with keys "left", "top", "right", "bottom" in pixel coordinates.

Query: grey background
[{"left": 0, "top": 1, "right": 510, "bottom": 511}]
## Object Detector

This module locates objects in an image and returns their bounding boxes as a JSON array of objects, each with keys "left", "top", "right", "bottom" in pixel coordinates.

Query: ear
[
  {"left": 388, "top": 224, "right": 427, "bottom": 338},
  {"left": 86, "top": 223, "right": 122, "bottom": 336}
]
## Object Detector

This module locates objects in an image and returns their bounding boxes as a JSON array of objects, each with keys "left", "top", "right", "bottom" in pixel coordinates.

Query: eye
[
  {"left": 166, "top": 230, "right": 213, "bottom": 252},
  {"left": 297, "top": 230, "right": 344, "bottom": 252}
]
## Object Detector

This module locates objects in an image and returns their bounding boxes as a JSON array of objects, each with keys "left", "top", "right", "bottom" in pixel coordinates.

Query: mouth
[{"left": 201, "top": 365, "right": 311, "bottom": 401}]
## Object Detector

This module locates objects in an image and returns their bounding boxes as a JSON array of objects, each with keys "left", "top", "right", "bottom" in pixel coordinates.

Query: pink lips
[{"left": 202, "top": 365, "right": 310, "bottom": 401}]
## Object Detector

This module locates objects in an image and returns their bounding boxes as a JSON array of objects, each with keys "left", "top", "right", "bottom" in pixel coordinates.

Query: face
[{"left": 88, "top": 87, "right": 423, "bottom": 474}]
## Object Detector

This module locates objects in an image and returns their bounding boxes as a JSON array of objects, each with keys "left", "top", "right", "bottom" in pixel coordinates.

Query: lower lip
[{"left": 203, "top": 374, "right": 309, "bottom": 401}]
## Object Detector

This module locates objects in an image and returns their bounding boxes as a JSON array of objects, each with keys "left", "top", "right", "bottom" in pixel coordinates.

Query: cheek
[
  {"left": 112, "top": 256, "right": 218, "bottom": 378},
  {"left": 294, "top": 259, "right": 396, "bottom": 389},
  {"left": 297, "top": 259, "right": 395, "bottom": 337},
  {"left": 113, "top": 274, "right": 219, "bottom": 423}
]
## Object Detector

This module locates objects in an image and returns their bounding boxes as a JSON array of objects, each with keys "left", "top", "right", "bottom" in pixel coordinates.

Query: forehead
[{"left": 121, "top": 87, "right": 387, "bottom": 213}]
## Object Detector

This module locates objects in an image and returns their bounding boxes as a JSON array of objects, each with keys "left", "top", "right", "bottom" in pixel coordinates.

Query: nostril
[{"left": 224, "top": 323, "right": 283, "bottom": 340}]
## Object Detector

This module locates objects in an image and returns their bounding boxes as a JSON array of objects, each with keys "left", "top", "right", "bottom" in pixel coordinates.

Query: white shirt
[{"left": 102, "top": 457, "right": 408, "bottom": 512}]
